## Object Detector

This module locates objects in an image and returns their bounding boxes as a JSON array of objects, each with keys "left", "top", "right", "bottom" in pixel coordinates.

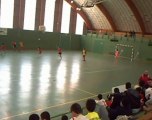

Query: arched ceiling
[{"left": 67, "top": 0, "right": 152, "bottom": 34}]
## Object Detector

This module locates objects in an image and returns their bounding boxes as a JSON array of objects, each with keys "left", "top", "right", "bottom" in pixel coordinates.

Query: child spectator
[
  {"left": 145, "top": 86, "right": 152, "bottom": 106},
  {"left": 61, "top": 114, "right": 68, "bottom": 120},
  {"left": 70, "top": 103, "right": 88, "bottom": 120},
  {"left": 95, "top": 94, "right": 107, "bottom": 107},
  {"left": 40, "top": 111, "right": 51, "bottom": 120},
  {"left": 29, "top": 114, "right": 39, "bottom": 120},
  {"left": 85, "top": 99, "right": 100, "bottom": 120},
  {"left": 95, "top": 94, "right": 110, "bottom": 120},
  {"left": 106, "top": 94, "right": 112, "bottom": 107}
]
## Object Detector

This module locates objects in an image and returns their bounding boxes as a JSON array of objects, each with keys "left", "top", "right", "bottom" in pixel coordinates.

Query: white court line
[
  {"left": 84, "top": 70, "right": 112, "bottom": 73},
  {"left": 72, "top": 87, "right": 96, "bottom": 96},
  {"left": 0, "top": 91, "right": 111, "bottom": 120},
  {"left": 84, "top": 68, "right": 119, "bottom": 73}
]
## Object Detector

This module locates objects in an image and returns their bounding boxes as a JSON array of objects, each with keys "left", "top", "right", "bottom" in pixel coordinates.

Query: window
[
  {"left": 61, "top": 1, "right": 71, "bottom": 33},
  {"left": 0, "top": 0, "right": 14, "bottom": 28},
  {"left": 44, "top": 0, "right": 56, "bottom": 32},
  {"left": 76, "top": 14, "right": 84, "bottom": 35},
  {"left": 23, "top": 0, "right": 36, "bottom": 30}
]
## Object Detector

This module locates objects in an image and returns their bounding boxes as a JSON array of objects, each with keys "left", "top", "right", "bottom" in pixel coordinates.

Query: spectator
[
  {"left": 29, "top": 114, "right": 39, "bottom": 120},
  {"left": 110, "top": 88, "right": 122, "bottom": 109},
  {"left": 145, "top": 86, "right": 152, "bottom": 106},
  {"left": 95, "top": 94, "right": 107, "bottom": 107},
  {"left": 139, "top": 70, "right": 151, "bottom": 88},
  {"left": 40, "top": 111, "right": 51, "bottom": 120},
  {"left": 70, "top": 103, "right": 88, "bottom": 120},
  {"left": 125, "top": 82, "right": 141, "bottom": 114},
  {"left": 106, "top": 94, "right": 112, "bottom": 108},
  {"left": 141, "top": 85, "right": 152, "bottom": 112},
  {"left": 108, "top": 96, "right": 132, "bottom": 120},
  {"left": 61, "top": 114, "right": 68, "bottom": 120},
  {"left": 135, "top": 86, "right": 145, "bottom": 106},
  {"left": 95, "top": 94, "right": 109, "bottom": 119},
  {"left": 86, "top": 99, "right": 100, "bottom": 120}
]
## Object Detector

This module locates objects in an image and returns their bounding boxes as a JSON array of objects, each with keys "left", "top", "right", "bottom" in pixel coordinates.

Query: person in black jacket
[{"left": 125, "top": 82, "right": 141, "bottom": 114}]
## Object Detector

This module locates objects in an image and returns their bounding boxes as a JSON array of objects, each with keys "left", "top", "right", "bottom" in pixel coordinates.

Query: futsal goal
[{"left": 115, "top": 44, "right": 134, "bottom": 61}]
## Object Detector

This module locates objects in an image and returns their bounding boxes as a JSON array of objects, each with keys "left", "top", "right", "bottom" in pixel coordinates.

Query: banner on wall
[{"left": 0, "top": 28, "right": 7, "bottom": 35}]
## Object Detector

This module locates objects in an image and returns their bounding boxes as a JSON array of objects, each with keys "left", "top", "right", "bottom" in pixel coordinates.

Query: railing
[{"left": 86, "top": 30, "right": 152, "bottom": 42}]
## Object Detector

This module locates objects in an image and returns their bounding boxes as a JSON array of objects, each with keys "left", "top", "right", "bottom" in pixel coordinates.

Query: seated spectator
[
  {"left": 29, "top": 114, "right": 39, "bottom": 120},
  {"left": 108, "top": 96, "right": 132, "bottom": 120},
  {"left": 106, "top": 94, "right": 112, "bottom": 108},
  {"left": 95, "top": 94, "right": 109, "bottom": 119},
  {"left": 96, "top": 101, "right": 109, "bottom": 120},
  {"left": 85, "top": 99, "right": 100, "bottom": 120},
  {"left": 95, "top": 94, "right": 107, "bottom": 107},
  {"left": 124, "top": 82, "right": 141, "bottom": 114},
  {"left": 61, "top": 114, "right": 68, "bottom": 120},
  {"left": 143, "top": 86, "right": 152, "bottom": 112},
  {"left": 70, "top": 103, "right": 88, "bottom": 120},
  {"left": 135, "top": 86, "right": 145, "bottom": 106},
  {"left": 139, "top": 70, "right": 151, "bottom": 88},
  {"left": 110, "top": 88, "right": 123, "bottom": 109},
  {"left": 145, "top": 86, "right": 152, "bottom": 106},
  {"left": 40, "top": 111, "right": 51, "bottom": 120}
]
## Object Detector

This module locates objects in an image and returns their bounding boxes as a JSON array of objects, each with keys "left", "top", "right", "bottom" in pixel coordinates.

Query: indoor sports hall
[{"left": 0, "top": 0, "right": 152, "bottom": 120}]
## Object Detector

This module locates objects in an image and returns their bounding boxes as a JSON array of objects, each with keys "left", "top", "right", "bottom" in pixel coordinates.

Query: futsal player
[
  {"left": 82, "top": 48, "right": 86, "bottom": 61},
  {"left": 115, "top": 49, "right": 119, "bottom": 59},
  {"left": 58, "top": 47, "right": 62, "bottom": 59},
  {"left": 37, "top": 47, "right": 42, "bottom": 54}
]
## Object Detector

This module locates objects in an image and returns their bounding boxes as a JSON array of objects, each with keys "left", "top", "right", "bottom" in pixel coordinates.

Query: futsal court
[{"left": 0, "top": 50, "right": 152, "bottom": 120}]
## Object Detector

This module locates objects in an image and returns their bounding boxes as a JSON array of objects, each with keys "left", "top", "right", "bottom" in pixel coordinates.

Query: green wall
[
  {"left": 0, "top": 29, "right": 152, "bottom": 60},
  {"left": 0, "top": 29, "right": 81, "bottom": 50},
  {"left": 81, "top": 34, "right": 152, "bottom": 60}
]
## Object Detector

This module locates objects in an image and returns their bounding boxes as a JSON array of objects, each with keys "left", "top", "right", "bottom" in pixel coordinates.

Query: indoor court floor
[{"left": 0, "top": 50, "right": 152, "bottom": 120}]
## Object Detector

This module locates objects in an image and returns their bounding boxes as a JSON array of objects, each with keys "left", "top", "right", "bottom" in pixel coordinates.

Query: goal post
[{"left": 115, "top": 44, "right": 134, "bottom": 61}]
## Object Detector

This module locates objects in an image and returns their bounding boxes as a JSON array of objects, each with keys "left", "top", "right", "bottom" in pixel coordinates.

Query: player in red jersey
[{"left": 58, "top": 47, "right": 62, "bottom": 59}]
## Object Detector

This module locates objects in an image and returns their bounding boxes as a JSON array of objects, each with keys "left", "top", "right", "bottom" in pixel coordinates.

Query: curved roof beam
[
  {"left": 96, "top": 4, "right": 117, "bottom": 31},
  {"left": 65, "top": 0, "right": 93, "bottom": 30},
  {"left": 125, "top": 0, "right": 146, "bottom": 34}
]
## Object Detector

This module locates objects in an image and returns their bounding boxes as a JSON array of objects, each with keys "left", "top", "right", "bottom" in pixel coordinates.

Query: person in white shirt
[
  {"left": 95, "top": 94, "right": 107, "bottom": 107},
  {"left": 95, "top": 94, "right": 109, "bottom": 120},
  {"left": 70, "top": 103, "right": 88, "bottom": 120},
  {"left": 145, "top": 86, "right": 152, "bottom": 106},
  {"left": 143, "top": 86, "right": 152, "bottom": 112}
]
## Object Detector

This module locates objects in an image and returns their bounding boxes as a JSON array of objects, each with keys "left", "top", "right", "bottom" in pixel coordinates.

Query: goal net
[{"left": 115, "top": 44, "right": 134, "bottom": 61}]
